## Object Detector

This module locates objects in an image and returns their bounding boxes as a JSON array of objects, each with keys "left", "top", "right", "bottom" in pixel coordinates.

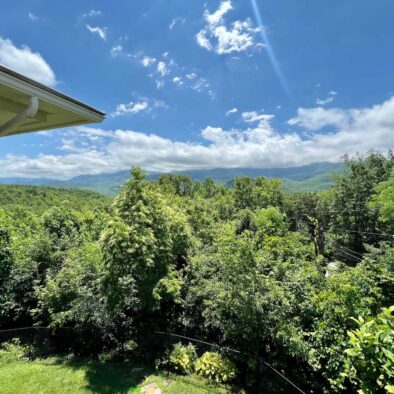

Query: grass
[{"left": 0, "top": 357, "right": 230, "bottom": 394}]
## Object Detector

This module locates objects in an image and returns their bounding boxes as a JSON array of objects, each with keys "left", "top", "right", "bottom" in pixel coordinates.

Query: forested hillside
[
  {"left": 1, "top": 152, "right": 393, "bottom": 393},
  {"left": 0, "top": 185, "right": 110, "bottom": 214},
  {"left": 0, "top": 162, "right": 343, "bottom": 196}
]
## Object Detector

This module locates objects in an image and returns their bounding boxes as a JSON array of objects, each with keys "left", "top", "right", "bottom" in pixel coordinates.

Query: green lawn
[{"left": 0, "top": 358, "right": 230, "bottom": 394}]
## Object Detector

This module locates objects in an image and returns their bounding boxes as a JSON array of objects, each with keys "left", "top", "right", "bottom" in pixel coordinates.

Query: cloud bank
[{"left": 2, "top": 97, "right": 394, "bottom": 179}]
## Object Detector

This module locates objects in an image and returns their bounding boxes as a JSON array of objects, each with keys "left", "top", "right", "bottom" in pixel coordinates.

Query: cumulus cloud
[
  {"left": 4, "top": 97, "right": 394, "bottom": 179},
  {"left": 86, "top": 25, "right": 107, "bottom": 40},
  {"left": 196, "top": 0, "right": 261, "bottom": 54},
  {"left": 0, "top": 37, "right": 56, "bottom": 86},
  {"left": 316, "top": 91, "right": 337, "bottom": 106}
]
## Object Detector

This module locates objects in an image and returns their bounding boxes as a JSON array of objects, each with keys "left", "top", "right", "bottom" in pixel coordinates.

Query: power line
[
  {"left": 297, "top": 228, "right": 365, "bottom": 263},
  {"left": 332, "top": 243, "right": 364, "bottom": 258},
  {"left": 327, "top": 227, "right": 394, "bottom": 238},
  {"left": 156, "top": 331, "right": 306, "bottom": 394},
  {"left": 289, "top": 213, "right": 394, "bottom": 238}
]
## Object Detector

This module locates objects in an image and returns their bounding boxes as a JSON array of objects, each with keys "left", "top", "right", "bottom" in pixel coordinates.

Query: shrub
[
  {"left": 340, "top": 306, "right": 394, "bottom": 393},
  {"left": 0, "top": 339, "right": 29, "bottom": 364},
  {"left": 158, "top": 342, "right": 197, "bottom": 375},
  {"left": 195, "top": 351, "right": 237, "bottom": 383}
]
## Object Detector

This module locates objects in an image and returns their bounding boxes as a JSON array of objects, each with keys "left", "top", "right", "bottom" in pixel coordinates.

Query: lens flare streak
[{"left": 251, "top": 0, "right": 292, "bottom": 99}]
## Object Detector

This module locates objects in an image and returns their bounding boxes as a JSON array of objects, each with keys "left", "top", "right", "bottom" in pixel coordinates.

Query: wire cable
[{"left": 156, "top": 331, "right": 306, "bottom": 394}]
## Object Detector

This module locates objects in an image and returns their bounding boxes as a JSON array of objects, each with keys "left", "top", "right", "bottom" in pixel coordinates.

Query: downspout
[{"left": 0, "top": 96, "right": 39, "bottom": 137}]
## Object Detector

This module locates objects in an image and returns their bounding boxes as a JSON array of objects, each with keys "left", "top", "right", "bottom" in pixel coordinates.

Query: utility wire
[
  {"left": 0, "top": 326, "right": 50, "bottom": 333},
  {"left": 297, "top": 228, "right": 364, "bottom": 264},
  {"left": 156, "top": 331, "right": 306, "bottom": 394},
  {"left": 288, "top": 212, "right": 394, "bottom": 238},
  {"left": 326, "top": 227, "right": 394, "bottom": 238}
]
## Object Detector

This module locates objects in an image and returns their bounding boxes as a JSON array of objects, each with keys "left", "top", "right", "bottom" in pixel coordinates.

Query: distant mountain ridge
[{"left": 0, "top": 162, "right": 344, "bottom": 196}]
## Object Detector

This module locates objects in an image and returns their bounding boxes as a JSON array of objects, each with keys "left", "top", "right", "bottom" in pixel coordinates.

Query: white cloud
[
  {"left": 172, "top": 76, "right": 183, "bottom": 86},
  {"left": 288, "top": 107, "right": 349, "bottom": 130},
  {"left": 169, "top": 17, "right": 186, "bottom": 30},
  {"left": 86, "top": 25, "right": 107, "bottom": 40},
  {"left": 111, "top": 101, "right": 149, "bottom": 117},
  {"left": 83, "top": 10, "right": 102, "bottom": 18},
  {"left": 127, "top": 51, "right": 213, "bottom": 96},
  {"left": 242, "top": 111, "right": 274, "bottom": 127},
  {"left": 157, "top": 61, "right": 169, "bottom": 77},
  {"left": 3, "top": 97, "right": 394, "bottom": 179},
  {"left": 111, "top": 97, "right": 168, "bottom": 118},
  {"left": 141, "top": 56, "right": 156, "bottom": 67},
  {"left": 28, "top": 12, "right": 40, "bottom": 22},
  {"left": 0, "top": 37, "right": 56, "bottom": 86},
  {"left": 196, "top": 0, "right": 261, "bottom": 54},
  {"left": 316, "top": 91, "right": 337, "bottom": 106},
  {"left": 226, "top": 108, "right": 238, "bottom": 116},
  {"left": 110, "top": 45, "right": 123, "bottom": 58}
]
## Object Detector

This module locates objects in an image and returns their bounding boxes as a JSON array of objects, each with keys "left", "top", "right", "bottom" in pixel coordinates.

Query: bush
[
  {"left": 340, "top": 306, "right": 394, "bottom": 393},
  {"left": 0, "top": 339, "right": 29, "bottom": 364},
  {"left": 195, "top": 351, "right": 237, "bottom": 383},
  {"left": 158, "top": 342, "right": 197, "bottom": 375}
]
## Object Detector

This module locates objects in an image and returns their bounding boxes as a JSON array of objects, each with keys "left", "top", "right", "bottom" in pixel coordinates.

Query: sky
[{"left": 1, "top": 0, "right": 394, "bottom": 179}]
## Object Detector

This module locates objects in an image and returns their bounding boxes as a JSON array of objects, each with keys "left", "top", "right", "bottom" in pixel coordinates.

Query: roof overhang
[{"left": 0, "top": 65, "right": 105, "bottom": 137}]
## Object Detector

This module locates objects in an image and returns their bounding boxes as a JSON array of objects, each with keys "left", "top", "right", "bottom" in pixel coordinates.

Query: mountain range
[{"left": 0, "top": 162, "right": 344, "bottom": 196}]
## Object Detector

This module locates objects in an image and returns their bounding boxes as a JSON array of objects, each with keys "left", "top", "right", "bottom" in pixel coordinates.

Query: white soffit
[{"left": 0, "top": 65, "right": 105, "bottom": 137}]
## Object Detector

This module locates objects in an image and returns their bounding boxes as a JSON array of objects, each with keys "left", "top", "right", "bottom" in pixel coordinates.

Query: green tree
[
  {"left": 330, "top": 152, "right": 394, "bottom": 257},
  {"left": 340, "top": 306, "right": 394, "bottom": 394},
  {"left": 370, "top": 169, "right": 394, "bottom": 229},
  {"left": 102, "top": 167, "right": 190, "bottom": 319}
]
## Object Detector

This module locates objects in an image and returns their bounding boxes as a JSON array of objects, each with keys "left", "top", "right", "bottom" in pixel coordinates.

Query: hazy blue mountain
[{"left": 0, "top": 162, "right": 344, "bottom": 196}]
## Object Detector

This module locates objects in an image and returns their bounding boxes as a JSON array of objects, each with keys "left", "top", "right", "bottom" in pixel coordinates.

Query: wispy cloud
[
  {"left": 316, "top": 91, "right": 338, "bottom": 106},
  {"left": 86, "top": 25, "right": 107, "bottom": 41},
  {"left": 242, "top": 111, "right": 273, "bottom": 127},
  {"left": 0, "top": 37, "right": 56, "bottom": 86},
  {"left": 110, "top": 45, "right": 123, "bottom": 58},
  {"left": 111, "top": 97, "right": 168, "bottom": 117},
  {"left": 122, "top": 50, "right": 214, "bottom": 97},
  {"left": 28, "top": 12, "right": 44, "bottom": 22},
  {"left": 111, "top": 101, "right": 149, "bottom": 117},
  {"left": 196, "top": 0, "right": 261, "bottom": 54},
  {"left": 83, "top": 10, "right": 102, "bottom": 18},
  {"left": 226, "top": 108, "right": 238, "bottom": 116},
  {"left": 169, "top": 17, "right": 186, "bottom": 30}
]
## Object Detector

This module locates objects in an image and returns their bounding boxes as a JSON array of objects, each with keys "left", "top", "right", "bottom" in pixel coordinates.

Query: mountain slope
[{"left": 0, "top": 162, "right": 344, "bottom": 196}]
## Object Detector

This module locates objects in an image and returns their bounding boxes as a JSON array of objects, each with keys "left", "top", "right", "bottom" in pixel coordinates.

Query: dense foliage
[{"left": 1, "top": 152, "right": 394, "bottom": 393}]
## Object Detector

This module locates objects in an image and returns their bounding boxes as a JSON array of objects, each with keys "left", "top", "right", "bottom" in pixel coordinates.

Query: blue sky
[{"left": 1, "top": 0, "right": 394, "bottom": 179}]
